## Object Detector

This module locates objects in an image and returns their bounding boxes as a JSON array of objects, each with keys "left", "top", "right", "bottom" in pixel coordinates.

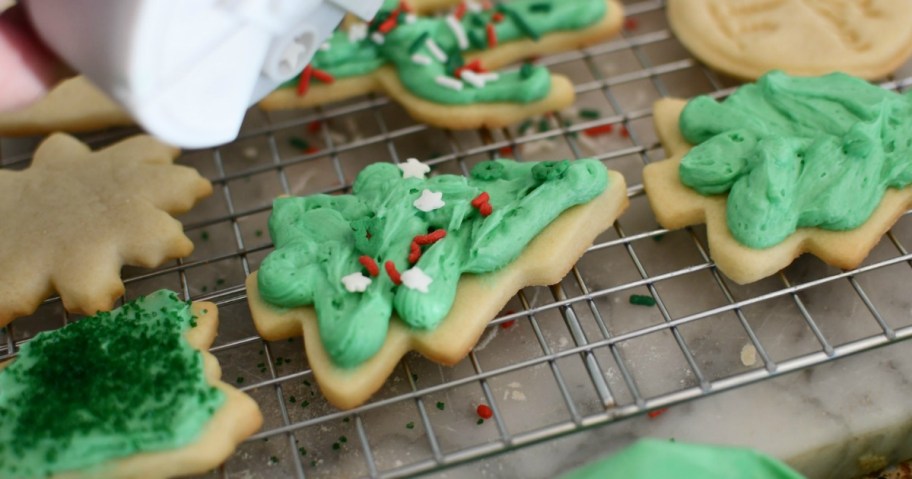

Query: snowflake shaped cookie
[{"left": 0, "top": 133, "right": 212, "bottom": 325}]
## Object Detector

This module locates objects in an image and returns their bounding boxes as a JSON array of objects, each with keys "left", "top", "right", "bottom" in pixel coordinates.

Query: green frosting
[
  {"left": 258, "top": 158, "right": 608, "bottom": 368},
  {"left": 678, "top": 71, "right": 912, "bottom": 249},
  {"left": 287, "top": 0, "right": 608, "bottom": 104},
  {"left": 560, "top": 439, "right": 804, "bottom": 479},
  {"left": 0, "top": 290, "right": 224, "bottom": 478}
]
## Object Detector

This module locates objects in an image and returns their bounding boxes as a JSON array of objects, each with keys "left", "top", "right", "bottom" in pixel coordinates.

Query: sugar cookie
[
  {"left": 0, "top": 291, "right": 263, "bottom": 479},
  {"left": 0, "top": 134, "right": 212, "bottom": 325},
  {"left": 260, "top": 0, "right": 624, "bottom": 130},
  {"left": 246, "top": 158, "right": 628, "bottom": 409},
  {"left": 643, "top": 71, "right": 912, "bottom": 284},
  {"left": 667, "top": 0, "right": 912, "bottom": 80}
]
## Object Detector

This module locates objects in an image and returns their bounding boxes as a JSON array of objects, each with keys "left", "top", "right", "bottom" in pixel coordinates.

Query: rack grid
[{"left": 4, "top": 0, "right": 912, "bottom": 477}]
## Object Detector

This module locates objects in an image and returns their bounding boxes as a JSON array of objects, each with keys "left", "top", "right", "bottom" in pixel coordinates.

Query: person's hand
[{"left": 0, "top": 5, "right": 68, "bottom": 112}]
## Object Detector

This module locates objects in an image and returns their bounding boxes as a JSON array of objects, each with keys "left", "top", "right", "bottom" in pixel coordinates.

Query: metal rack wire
[{"left": 4, "top": 0, "right": 912, "bottom": 477}]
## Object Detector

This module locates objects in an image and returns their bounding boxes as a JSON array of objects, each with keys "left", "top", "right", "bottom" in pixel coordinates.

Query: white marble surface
[{"left": 434, "top": 340, "right": 912, "bottom": 479}]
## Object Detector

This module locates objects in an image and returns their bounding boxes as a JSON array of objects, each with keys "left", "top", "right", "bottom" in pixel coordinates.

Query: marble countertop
[{"left": 430, "top": 340, "right": 912, "bottom": 479}]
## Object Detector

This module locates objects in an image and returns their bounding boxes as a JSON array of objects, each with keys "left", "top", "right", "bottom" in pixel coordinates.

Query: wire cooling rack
[{"left": 4, "top": 0, "right": 912, "bottom": 477}]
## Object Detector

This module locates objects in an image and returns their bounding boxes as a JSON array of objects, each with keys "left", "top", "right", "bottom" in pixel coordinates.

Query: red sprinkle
[
  {"left": 311, "top": 68, "right": 335, "bottom": 84},
  {"left": 296, "top": 65, "right": 313, "bottom": 96},
  {"left": 471, "top": 192, "right": 490, "bottom": 208},
  {"left": 499, "top": 319, "right": 516, "bottom": 329},
  {"left": 465, "top": 59, "right": 484, "bottom": 73},
  {"left": 486, "top": 24, "right": 498, "bottom": 48},
  {"left": 378, "top": 10, "right": 400, "bottom": 34},
  {"left": 498, "top": 145, "right": 513, "bottom": 156},
  {"left": 583, "top": 124, "right": 614, "bottom": 137},
  {"left": 385, "top": 261, "right": 402, "bottom": 285},
  {"left": 624, "top": 18, "right": 639, "bottom": 31},
  {"left": 453, "top": 2, "right": 467, "bottom": 19},
  {"left": 415, "top": 229, "right": 447, "bottom": 245},
  {"left": 476, "top": 404, "right": 493, "bottom": 419},
  {"left": 408, "top": 241, "right": 422, "bottom": 264},
  {"left": 359, "top": 256, "right": 380, "bottom": 277},
  {"left": 620, "top": 126, "right": 630, "bottom": 138},
  {"left": 491, "top": 12, "right": 504, "bottom": 23},
  {"left": 479, "top": 202, "right": 493, "bottom": 217},
  {"left": 305, "top": 146, "right": 319, "bottom": 155},
  {"left": 308, "top": 121, "right": 322, "bottom": 133},
  {"left": 400, "top": 1, "right": 412, "bottom": 13},
  {"left": 647, "top": 408, "right": 668, "bottom": 419}
]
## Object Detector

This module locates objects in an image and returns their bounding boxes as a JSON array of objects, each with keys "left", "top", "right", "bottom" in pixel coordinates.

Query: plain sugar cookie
[
  {"left": 667, "top": 0, "right": 912, "bottom": 80},
  {"left": 0, "top": 134, "right": 212, "bottom": 326}
]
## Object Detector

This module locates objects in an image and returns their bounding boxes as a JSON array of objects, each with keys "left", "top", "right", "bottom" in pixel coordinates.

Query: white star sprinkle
[
  {"left": 341, "top": 272, "right": 372, "bottom": 293},
  {"left": 413, "top": 189, "right": 445, "bottom": 212},
  {"left": 401, "top": 267, "right": 433, "bottom": 293},
  {"left": 398, "top": 158, "right": 431, "bottom": 179},
  {"left": 348, "top": 23, "right": 368, "bottom": 43}
]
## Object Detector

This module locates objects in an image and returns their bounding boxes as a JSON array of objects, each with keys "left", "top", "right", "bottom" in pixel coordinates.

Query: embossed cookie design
[
  {"left": 667, "top": 0, "right": 912, "bottom": 80},
  {"left": 0, "top": 134, "right": 212, "bottom": 325}
]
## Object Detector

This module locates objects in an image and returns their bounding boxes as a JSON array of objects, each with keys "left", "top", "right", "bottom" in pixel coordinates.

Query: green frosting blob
[
  {"left": 0, "top": 290, "right": 224, "bottom": 478},
  {"left": 287, "top": 0, "right": 608, "bottom": 105},
  {"left": 258, "top": 159, "right": 608, "bottom": 368},
  {"left": 560, "top": 439, "right": 803, "bottom": 479},
  {"left": 678, "top": 70, "right": 912, "bottom": 249}
]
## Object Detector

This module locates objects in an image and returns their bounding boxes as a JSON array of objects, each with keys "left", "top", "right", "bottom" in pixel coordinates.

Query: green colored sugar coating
[{"left": 0, "top": 290, "right": 224, "bottom": 478}]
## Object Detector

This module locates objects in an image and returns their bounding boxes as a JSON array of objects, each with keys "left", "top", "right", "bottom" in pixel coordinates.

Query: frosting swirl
[
  {"left": 258, "top": 159, "right": 609, "bottom": 367},
  {"left": 678, "top": 71, "right": 912, "bottom": 248}
]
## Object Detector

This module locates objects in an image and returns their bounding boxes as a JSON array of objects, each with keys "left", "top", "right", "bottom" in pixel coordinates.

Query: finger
[{"left": 0, "top": 5, "right": 68, "bottom": 111}]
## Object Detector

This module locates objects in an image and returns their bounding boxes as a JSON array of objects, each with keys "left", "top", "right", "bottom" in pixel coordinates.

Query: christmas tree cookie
[
  {"left": 246, "top": 158, "right": 628, "bottom": 409},
  {"left": 643, "top": 71, "right": 912, "bottom": 283},
  {"left": 0, "top": 291, "right": 262, "bottom": 479},
  {"left": 259, "top": 0, "right": 624, "bottom": 130}
]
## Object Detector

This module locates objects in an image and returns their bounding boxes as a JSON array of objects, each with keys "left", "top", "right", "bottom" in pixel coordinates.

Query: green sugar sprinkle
[
  {"left": 411, "top": 373, "right": 418, "bottom": 383},
  {"left": 303, "top": 380, "right": 312, "bottom": 387},
  {"left": 343, "top": 417, "right": 350, "bottom": 423},
  {"left": 477, "top": 418, "right": 484, "bottom": 425},
  {"left": 236, "top": 376, "right": 245, "bottom": 384},
  {"left": 269, "top": 456, "right": 279, "bottom": 465},
  {"left": 406, "top": 421, "right": 415, "bottom": 430},
  {"left": 580, "top": 108, "right": 601, "bottom": 119},
  {"left": 200, "top": 230, "right": 210, "bottom": 241},
  {"left": 629, "top": 294, "right": 657, "bottom": 307},
  {"left": 332, "top": 442, "right": 341, "bottom": 451},
  {"left": 289, "top": 396, "right": 297, "bottom": 403},
  {"left": 518, "top": 119, "right": 533, "bottom": 135},
  {"left": 529, "top": 3, "right": 551, "bottom": 13},
  {"left": 537, "top": 118, "right": 550, "bottom": 132},
  {"left": 299, "top": 447, "right": 307, "bottom": 456},
  {"left": 301, "top": 400, "right": 310, "bottom": 408},
  {"left": 409, "top": 32, "right": 430, "bottom": 55},
  {"left": 255, "top": 229, "right": 264, "bottom": 237},
  {"left": 436, "top": 401, "right": 445, "bottom": 411},
  {"left": 339, "top": 435, "right": 348, "bottom": 443},
  {"left": 520, "top": 62, "right": 535, "bottom": 80},
  {"left": 289, "top": 136, "right": 310, "bottom": 150},
  {"left": 0, "top": 290, "right": 224, "bottom": 478},
  {"left": 310, "top": 460, "right": 317, "bottom": 467},
  {"left": 215, "top": 278, "right": 225, "bottom": 286}
]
